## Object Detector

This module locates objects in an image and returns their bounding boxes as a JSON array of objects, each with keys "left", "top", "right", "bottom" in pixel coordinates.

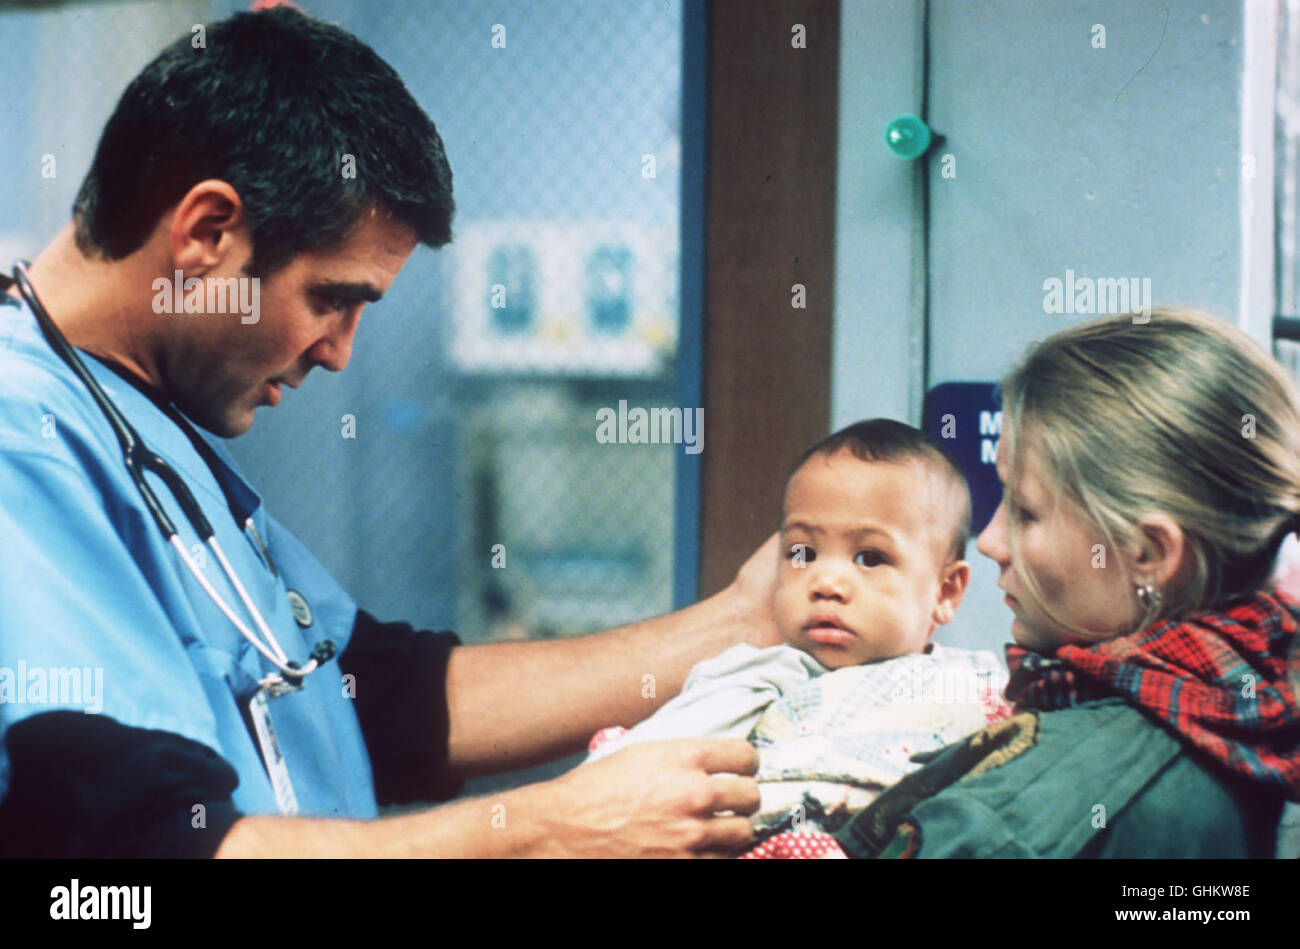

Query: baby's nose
[{"left": 808, "top": 560, "right": 852, "bottom": 600}]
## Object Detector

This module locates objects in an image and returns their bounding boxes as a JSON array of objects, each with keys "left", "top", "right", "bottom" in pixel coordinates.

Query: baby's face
[{"left": 774, "top": 450, "right": 954, "bottom": 670}]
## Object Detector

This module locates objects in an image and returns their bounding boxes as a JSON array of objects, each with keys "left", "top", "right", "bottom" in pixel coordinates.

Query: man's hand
[
  {"left": 219, "top": 738, "right": 762, "bottom": 858},
  {"left": 526, "top": 738, "right": 761, "bottom": 857},
  {"left": 729, "top": 532, "right": 782, "bottom": 650}
]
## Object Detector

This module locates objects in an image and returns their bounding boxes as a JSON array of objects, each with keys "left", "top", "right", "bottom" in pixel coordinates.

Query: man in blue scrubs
[{"left": 0, "top": 8, "right": 776, "bottom": 857}]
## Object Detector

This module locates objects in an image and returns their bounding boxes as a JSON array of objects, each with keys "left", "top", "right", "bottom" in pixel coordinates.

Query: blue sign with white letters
[{"left": 922, "top": 382, "right": 1003, "bottom": 537}]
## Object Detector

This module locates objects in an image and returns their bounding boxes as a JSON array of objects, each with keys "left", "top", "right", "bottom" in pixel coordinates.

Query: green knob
[{"left": 884, "top": 114, "right": 932, "bottom": 160}]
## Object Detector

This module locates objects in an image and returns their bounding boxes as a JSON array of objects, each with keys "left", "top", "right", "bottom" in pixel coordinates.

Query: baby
[{"left": 586, "top": 418, "right": 1008, "bottom": 838}]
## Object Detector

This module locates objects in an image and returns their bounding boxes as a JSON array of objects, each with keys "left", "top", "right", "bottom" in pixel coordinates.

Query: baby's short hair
[{"left": 788, "top": 418, "right": 972, "bottom": 564}]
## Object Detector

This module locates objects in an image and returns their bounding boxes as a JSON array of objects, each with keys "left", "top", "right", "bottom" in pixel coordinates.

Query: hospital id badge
[{"left": 249, "top": 690, "right": 300, "bottom": 816}]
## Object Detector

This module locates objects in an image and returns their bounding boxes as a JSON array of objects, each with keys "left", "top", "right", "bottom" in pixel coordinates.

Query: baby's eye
[
  {"left": 786, "top": 543, "right": 814, "bottom": 564},
  {"left": 854, "top": 549, "right": 885, "bottom": 568}
]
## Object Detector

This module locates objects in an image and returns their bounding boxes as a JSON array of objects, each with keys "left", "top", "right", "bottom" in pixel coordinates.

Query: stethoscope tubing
[{"left": 10, "top": 260, "right": 327, "bottom": 695}]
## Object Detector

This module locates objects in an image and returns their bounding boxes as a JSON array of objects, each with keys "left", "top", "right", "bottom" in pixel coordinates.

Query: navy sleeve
[
  {"left": 340, "top": 609, "right": 463, "bottom": 807},
  {"left": 0, "top": 711, "right": 243, "bottom": 858},
  {"left": 0, "top": 612, "right": 461, "bottom": 858}
]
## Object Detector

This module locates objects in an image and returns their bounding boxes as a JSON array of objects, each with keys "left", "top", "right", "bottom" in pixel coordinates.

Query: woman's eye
[
  {"left": 854, "top": 550, "right": 884, "bottom": 568},
  {"left": 1004, "top": 499, "right": 1034, "bottom": 524}
]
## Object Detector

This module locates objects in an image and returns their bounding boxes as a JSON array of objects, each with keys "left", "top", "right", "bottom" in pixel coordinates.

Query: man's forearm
[{"left": 442, "top": 584, "right": 763, "bottom": 777}]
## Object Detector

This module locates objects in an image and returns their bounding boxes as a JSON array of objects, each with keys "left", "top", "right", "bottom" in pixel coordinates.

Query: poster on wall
[{"left": 449, "top": 219, "right": 678, "bottom": 376}]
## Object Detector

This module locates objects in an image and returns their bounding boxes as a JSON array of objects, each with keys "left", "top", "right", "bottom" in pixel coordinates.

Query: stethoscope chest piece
[{"left": 286, "top": 589, "right": 313, "bottom": 628}]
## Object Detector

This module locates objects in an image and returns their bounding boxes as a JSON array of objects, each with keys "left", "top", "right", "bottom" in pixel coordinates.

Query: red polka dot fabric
[{"left": 740, "top": 830, "right": 847, "bottom": 859}]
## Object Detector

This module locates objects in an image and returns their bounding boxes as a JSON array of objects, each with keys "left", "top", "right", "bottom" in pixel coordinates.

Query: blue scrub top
[{"left": 0, "top": 292, "right": 379, "bottom": 820}]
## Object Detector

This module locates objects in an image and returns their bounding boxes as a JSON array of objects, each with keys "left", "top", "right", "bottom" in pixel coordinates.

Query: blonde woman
[{"left": 834, "top": 308, "right": 1300, "bottom": 858}]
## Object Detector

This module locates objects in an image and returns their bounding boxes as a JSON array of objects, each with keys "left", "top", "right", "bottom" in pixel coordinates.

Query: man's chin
[
  {"left": 218, "top": 414, "right": 256, "bottom": 438},
  {"left": 215, "top": 406, "right": 257, "bottom": 438},
  {"left": 174, "top": 396, "right": 254, "bottom": 438}
]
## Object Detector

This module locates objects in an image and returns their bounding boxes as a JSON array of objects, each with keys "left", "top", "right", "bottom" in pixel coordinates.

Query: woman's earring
[{"left": 1135, "top": 581, "right": 1163, "bottom": 612}]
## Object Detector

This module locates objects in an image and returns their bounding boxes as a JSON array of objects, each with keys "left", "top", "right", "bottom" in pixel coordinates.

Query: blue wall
[{"left": 834, "top": 0, "right": 1258, "bottom": 656}]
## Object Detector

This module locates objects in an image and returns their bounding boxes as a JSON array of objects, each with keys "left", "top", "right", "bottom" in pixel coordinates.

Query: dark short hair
[
  {"left": 72, "top": 7, "right": 454, "bottom": 276},
  {"left": 788, "top": 418, "right": 973, "bottom": 563}
]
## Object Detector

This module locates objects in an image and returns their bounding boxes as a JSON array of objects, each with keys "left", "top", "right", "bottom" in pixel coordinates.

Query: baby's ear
[{"left": 933, "top": 560, "right": 971, "bottom": 625}]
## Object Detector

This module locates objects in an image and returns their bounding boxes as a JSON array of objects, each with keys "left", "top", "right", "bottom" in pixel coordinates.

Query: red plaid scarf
[{"left": 1005, "top": 588, "right": 1300, "bottom": 799}]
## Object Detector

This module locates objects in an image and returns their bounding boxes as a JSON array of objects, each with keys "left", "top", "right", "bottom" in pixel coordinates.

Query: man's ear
[
  {"left": 1127, "top": 514, "right": 1188, "bottom": 589},
  {"left": 167, "top": 179, "right": 250, "bottom": 276},
  {"left": 932, "top": 560, "right": 971, "bottom": 626}
]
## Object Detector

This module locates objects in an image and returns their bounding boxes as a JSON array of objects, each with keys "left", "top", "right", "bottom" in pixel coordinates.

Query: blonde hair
[{"left": 999, "top": 307, "right": 1300, "bottom": 639}]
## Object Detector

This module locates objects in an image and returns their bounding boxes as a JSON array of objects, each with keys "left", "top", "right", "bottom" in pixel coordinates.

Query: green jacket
[{"left": 834, "top": 698, "right": 1283, "bottom": 858}]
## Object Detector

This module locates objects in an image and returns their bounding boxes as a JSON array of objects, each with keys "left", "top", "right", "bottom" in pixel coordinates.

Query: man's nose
[
  {"left": 310, "top": 309, "right": 361, "bottom": 372},
  {"left": 977, "top": 499, "right": 1010, "bottom": 566}
]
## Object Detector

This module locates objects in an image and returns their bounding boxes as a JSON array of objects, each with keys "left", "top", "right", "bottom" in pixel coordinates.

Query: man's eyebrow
[{"left": 310, "top": 280, "right": 385, "bottom": 304}]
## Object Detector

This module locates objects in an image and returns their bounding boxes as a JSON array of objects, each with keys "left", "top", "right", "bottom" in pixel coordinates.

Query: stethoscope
[{"left": 4, "top": 260, "right": 335, "bottom": 697}]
